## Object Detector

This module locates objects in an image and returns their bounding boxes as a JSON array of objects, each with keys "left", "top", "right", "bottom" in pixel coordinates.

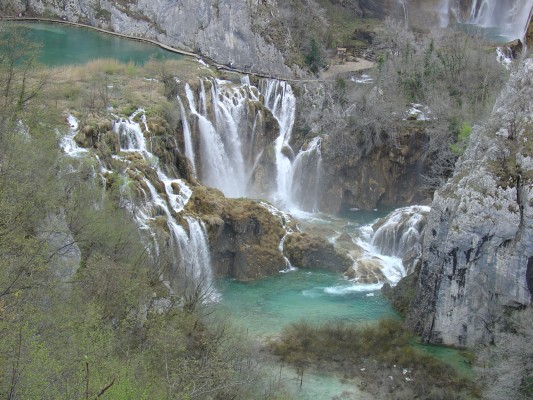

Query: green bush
[{"left": 271, "top": 319, "right": 478, "bottom": 399}]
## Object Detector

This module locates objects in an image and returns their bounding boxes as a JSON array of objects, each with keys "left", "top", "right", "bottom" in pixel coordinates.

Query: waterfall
[
  {"left": 59, "top": 115, "right": 88, "bottom": 157},
  {"left": 398, "top": 0, "right": 409, "bottom": 27},
  {"left": 110, "top": 111, "right": 217, "bottom": 297},
  {"left": 343, "top": 206, "right": 430, "bottom": 285},
  {"left": 179, "top": 78, "right": 320, "bottom": 212},
  {"left": 260, "top": 80, "right": 297, "bottom": 209},
  {"left": 371, "top": 205, "right": 430, "bottom": 258},
  {"left": 177, "top": 96, "right": 196, "bottom": 175},
  {"left": 260, "top": 202, "right": 297, "bottom": 272},
  {"left": 437, "top": 0, "right": 451, "bottom": 27},
  {"left": 289, "top": 137, "right": 323, "bottom": 213},
  {"left": 184, "top": 82, "right": 245, "bottom": 197},
  {"left": 434, "top": 0, "right": 533, "bottom": 42}
]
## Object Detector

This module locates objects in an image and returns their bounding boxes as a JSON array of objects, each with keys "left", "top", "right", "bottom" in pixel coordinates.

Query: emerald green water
[
  {"left": 3, "top": 22, "right": 182, "bottom": 66},
  {"left": 216, "top": 270, "right": 392, "bottom": 399},
  {"left": 217, "top": 269, "right": 397, "bottom": 338}
]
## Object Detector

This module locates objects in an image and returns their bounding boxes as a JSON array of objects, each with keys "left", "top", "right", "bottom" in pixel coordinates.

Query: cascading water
[
  {"left": 289, "top": 137, "right": 323, "bottom": 213},
  {"left": 437, "top": 0, "right": 451, "bottom": 27},
  {"left": 398, "top": 0, "right": 409, "bottom": 27},
  {"left": 113, "top": 112, "right": 216, "bottom": 296},
  {"left": 61, "top": 110, "right": 217, "bottom": 298},
  {"left": 260, "top": 80, "right": 297, "bottom": 208},
  {"left": 184, "top": 81, "right": 244, "bottom": 197},
  {"left": 59, "top": 115, "right": 88, "bottom": 157},
  {"left": 177, "top": 96, "right": 196, "bottom": 175},
  {"left": 357, "top": 205, "right": 431, "bottom": 279},
  {"left": 468, "top": 0, "right": 533, "bottom": 41},
  {"left": 260, "top": 202, "right": 298, "bottom": 271},
  {"left": 371, "top": 205, "right": 430, "bottom": 258},
  {"left": 437, "top": 0, "right": 533, "bottom": 43},
  {"left": 179, "top": 77, "right": 320, "bottom": 212}
]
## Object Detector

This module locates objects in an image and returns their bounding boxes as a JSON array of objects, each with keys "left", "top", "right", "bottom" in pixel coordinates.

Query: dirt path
[{"left": 320, "top": 59, "right": 375, "bottom": 80}]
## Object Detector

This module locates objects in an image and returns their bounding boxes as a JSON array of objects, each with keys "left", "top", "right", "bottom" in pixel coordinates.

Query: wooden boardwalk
[{"left": 0, "top": 16, "right": 373, "bottom": 83}]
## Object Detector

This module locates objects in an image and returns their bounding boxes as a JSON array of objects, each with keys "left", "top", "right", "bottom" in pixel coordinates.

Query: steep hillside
[{"left": 0, "top": 0, "right": 395, "bottom": 76}]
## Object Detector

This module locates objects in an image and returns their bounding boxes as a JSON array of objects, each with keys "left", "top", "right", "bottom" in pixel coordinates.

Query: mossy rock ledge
[{"left": 185, "top": 186, "right": 287, "bottom": 281}]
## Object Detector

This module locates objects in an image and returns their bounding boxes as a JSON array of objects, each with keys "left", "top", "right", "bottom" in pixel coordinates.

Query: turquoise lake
[{"left": 2, "top": 21, "right": 182, "bottom": 66}]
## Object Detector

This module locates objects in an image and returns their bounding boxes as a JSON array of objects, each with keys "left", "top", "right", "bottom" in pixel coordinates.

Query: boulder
[
  {"left": 284, "top": 232, "right": 353, "bottom": 272},
  {"left": 186, "top": 186, "right": 287, "bottom": 281}
]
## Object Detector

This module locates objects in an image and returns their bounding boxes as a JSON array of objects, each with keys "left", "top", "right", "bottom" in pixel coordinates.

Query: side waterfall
[
  {"left": 344, "top": 206, "right": 430, "bottom": 285},
  {"left": 371, "top": 205, "right": 430, "bottom": 259},
  {"left": 62, "top": 112, "right": 216, "bottom": 298},
  {"left": 437, "top": 0, "right": 533, "bottom": 43},
  {"left": 467, "top": 0, "right": 533, "bottom": 41},
  {"left": 113, "top": 112, "right": 216, "bottom": 297}
]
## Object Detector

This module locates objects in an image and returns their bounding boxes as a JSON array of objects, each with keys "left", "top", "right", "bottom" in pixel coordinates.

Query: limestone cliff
[
  {"left": 319, "top": 127, "right": 430, "bottom": 213},
  {"left": 406, "top": 58, "right": 533, "bottom": 347}
]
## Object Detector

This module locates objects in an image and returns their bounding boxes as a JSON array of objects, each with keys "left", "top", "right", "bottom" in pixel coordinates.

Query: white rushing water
[
  {"left": 289, "top": 137, "right": 323, "bottom": 212},
  {"left": 59, "top": 115, "right": 88, "bottom": 157},
  {"left": 179, "top": 77, "right": 322, "bottom": 212},
  {"left": 437, "top": 0, "right": 533, "bottom": 43},
  {"left": 113, "top": 111, "right": 216, "bottom": 297},
  {"left": 467, "top": 0, "right": 533, "bottom": 42},
  {"left": 371, "top": 205, "right": 430, "bottom": 259},
  {"left": 398, "top": 0, "right": 409, "bottom": 27}
]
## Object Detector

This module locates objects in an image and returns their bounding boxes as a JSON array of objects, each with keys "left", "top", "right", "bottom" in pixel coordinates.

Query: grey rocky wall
[{"left": 406, "top": 58, "right": 533, "bottom": 347}]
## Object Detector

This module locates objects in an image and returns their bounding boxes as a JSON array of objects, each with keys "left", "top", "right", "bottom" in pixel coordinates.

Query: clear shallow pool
[
  {"left": 3, "top": 22, "right": 182, "bottom": 66},
  {"left": 216, "top": 269, "right": 398, "bottom": 339}
]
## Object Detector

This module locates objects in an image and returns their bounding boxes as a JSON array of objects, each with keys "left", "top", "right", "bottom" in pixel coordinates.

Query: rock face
[
  {"left": 284, "top": 232, "right": 353, "bottom": 272},
  {"left": 406, "top": 58, "right": 533, "bottom": 347},
  {"left": 10, "top": 0, "right": 291, "bottom": 76},
  {"left": 4, "top": 0, "right": 400, "bottom": 76},
  {"left": 185, "top": 186, "right": 287, "bottom": 281},
  {"left": 319, "top": 127, "right": 430, "bottom": 213}
]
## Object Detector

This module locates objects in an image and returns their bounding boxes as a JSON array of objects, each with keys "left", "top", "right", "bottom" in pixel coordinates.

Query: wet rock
[
  {"left": 319, "top": 126, "right": 430, "bottom": 213},
  {"left": 345, "top": 258, "right": 386, "bottom": 283},
  {"left": 284, "top": 232, "right": 353, "bottom": 272},
  {"left": 186, "top": 186, "right": 286, "bottom": 281}
]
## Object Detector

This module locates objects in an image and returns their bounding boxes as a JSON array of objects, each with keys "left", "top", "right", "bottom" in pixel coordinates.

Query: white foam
[{"left": 324, "top": 283, "right": 383, "bottom": 295}]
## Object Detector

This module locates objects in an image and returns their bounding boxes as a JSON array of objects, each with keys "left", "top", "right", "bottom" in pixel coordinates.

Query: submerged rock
[{"left": 406, "top": 58, "right": 533, "bottom": 347}]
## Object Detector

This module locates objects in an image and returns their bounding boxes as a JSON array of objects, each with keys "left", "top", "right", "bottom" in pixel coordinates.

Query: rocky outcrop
[
  {"left": 319, "top": 127, "right": 430, "bottom": 213},
  {"left": 284, "top": 232, "right": 353, "bottom": 272},
  {"left": 185, "top": 186, "right": 287, "bottom": 281},
  {"left": 406, "top": 58, "right": 533, "bottom": 347},
  {"left": 526, "top": 12, "right": 533, "bottom": 48}
]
